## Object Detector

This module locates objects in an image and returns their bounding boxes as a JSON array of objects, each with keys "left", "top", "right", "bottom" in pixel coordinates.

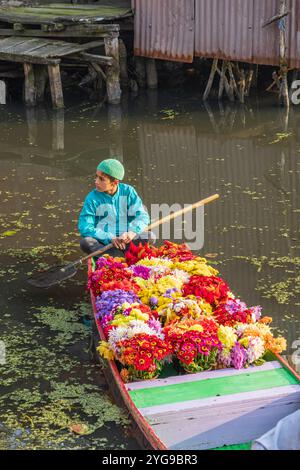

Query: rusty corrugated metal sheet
[
  {"left": 133, "top": 0, "right": 300, "bottom": 67},
  {"left": 194, "top": 0, "right": 300, "bottom": 67},
  {"left": 133, "top": 0, "right": 195, "bottom": 63}
]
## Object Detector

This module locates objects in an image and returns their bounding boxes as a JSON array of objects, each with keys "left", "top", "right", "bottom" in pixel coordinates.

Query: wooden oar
[{"left": 27, "top": 193, "right": 219, "bottom": 288}]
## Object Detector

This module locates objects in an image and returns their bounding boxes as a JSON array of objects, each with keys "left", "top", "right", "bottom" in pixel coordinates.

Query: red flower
[
  {"left": 213, "top": 302, "right": 251, "bottom": 326},
  {"left": 125, "top": 242, "right": 158, "bottom": 266},
  {"left": 182, "top": 275, "right": 230, "bottom": 307}
]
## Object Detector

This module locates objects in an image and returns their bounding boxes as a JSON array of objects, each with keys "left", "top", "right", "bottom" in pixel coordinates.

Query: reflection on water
[{"left": 0, "top": 91, "right": 299, "bottom": 449}]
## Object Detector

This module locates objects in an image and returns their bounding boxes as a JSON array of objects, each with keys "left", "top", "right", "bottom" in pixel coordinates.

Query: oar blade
[{"left": 27, "top": 264, "right": 78, "bottom": 288}]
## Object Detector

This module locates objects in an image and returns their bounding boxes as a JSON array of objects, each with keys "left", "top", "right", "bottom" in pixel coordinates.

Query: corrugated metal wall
[
  {"left": 134, "top": 0, "right": 300, "bottom": 68},
  {"left": 133, "top": 0, "right": 195, "bottom": 62}
]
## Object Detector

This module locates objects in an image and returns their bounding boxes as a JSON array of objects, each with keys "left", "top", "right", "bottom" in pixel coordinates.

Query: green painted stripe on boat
[
  {"left": 212, "top": 442, "right": 252, "bottom": 451},
  {"left": 129, "top": 368, "right": 299, "bottom": 409}
]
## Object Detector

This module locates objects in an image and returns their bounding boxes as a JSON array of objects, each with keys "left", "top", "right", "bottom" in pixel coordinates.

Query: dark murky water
[{"left": 0, "top": 89, "right": 299, "bottom": 449}]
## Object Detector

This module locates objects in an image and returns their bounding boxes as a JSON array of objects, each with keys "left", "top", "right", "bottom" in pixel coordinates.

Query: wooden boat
[{"left": 89, "top": 260, "right": 300, "bottom": 450}]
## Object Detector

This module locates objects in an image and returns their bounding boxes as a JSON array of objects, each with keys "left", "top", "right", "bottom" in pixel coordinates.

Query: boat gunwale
[{"left": 88, "top": 258, "right": 167, "bottom": 451}]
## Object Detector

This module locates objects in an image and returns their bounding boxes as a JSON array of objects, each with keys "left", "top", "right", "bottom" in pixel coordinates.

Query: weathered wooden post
[
  {"left": 146, "top": 58, "right": 158, "bottom": 89},
  {"left": 48, "top": 64, "right": 64, "bottom": 109},
  {"left": 203, "top": 58, "right": 218, "bottom": 101},
  {"left": 23, "top": 63, "right": 36, "bottom": 106},
  {"left": 118, "top": 39, "right": 129, "bottom": 88},
  {"left": 0, "top": 80, "right": 6, "bottom": 105},
  {"left": 134, "top": 57, "right": 146, "bottom": 88},
  {"left": 279, "top": 0, "right": 289, "bottom": 108},
  {"left": 104, "top": 33, "right": 121, "bottom": 104},
  {"left": 35, "top": 65, "right": 48, "bottom": 103}
]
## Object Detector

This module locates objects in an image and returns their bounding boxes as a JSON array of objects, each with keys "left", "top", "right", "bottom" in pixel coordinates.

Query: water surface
[{"left": 0, "top": 90, "right": 299, "bottom": 449}]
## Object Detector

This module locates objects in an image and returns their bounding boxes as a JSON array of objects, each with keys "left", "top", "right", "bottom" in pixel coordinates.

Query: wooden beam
[
  {"left": 0, "top": 27, "right": 113, "bottom": 38},
  {"left": 23, "top": 62, "right": 36, "bottom": 106},
  {"left": 48, "top": 64, "right": 64, "bottom": 109},
  {"left": 0, "top": 52, "right": 60, "bottom": 65},
  {"left": 262, "top": 10, "right": 290, "bottom": 28},
  {"left": 69, "top": 51, "right": 112, "bottom": 66}
]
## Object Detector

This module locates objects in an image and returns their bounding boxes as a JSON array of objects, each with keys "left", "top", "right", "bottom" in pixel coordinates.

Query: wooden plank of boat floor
[
  {"left": 145, "top": 385, "right": 300, "bottom": 450},
  {"left": 128, "top": 362, "right": 300, "bottom": 450},
  {"left": 128, "top": 366, "right": 299, "bottom": 409}
]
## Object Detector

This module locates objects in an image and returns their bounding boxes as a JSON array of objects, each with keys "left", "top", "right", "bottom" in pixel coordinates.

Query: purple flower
[
  {"left": 249, "top": 305, "right": 262, "bottom": 321},
  {"left": 217, "top": 349, "right": 232, "bottom": 368},
  {"left": 147, "top": 318, "right": 163, "bottom": 335},
  {"left": 149, "top": 296, "right": 158, "bottom": 306},
  {"left": 96, "top": 257, "right": 125, "bottom": 270},
  {"left": 95, "top": 289, "right": 140, "bottom": 325},
  {"left": 224, "top": 299, "right": 247, "bottom": 315},
  {"left": 231, "top": 342, "right": 247, "bottom": 369},
  {"left": 164, "top": 288, "right": 179, "bottom": 299},
  {"left": 131, "top": 265, "right": 151, "bottom": 280}
]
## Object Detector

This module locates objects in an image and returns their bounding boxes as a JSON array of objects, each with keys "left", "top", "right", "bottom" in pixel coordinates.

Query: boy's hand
[
  {"left": 112, "top": 237, "right": 127, "bottom": 250},
  {"left": 119, "top": 231, "right": 136, "bottom": 244}
]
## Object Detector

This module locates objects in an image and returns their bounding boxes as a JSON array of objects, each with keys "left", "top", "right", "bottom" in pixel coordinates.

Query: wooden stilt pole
[
  {"left": 245, "top": 67, "right": 254, "bottom": 96},
  {"left": 279, "top": 0, "right": 289, "bottom": 108},
  {"left": 218, "top": 60, "right": 226, "bottom": 100},
  {"left": 135, "top": 56, "right": 146, "bottom": 88},
  {"left": 48, "top": 64, "right": 64, "bottom": 109},
  {"left": 118, "top": 39, "right": 129, "bottom": 88},
  {"left": 35, "top": 65, "right": 48, "bottom": 103},
  {"left": 203, "top": 58, "right": 218, "bottom": 100},
  {"left": 23, "top": 62, "right": 36, "bottom": 106},
  {"left": 146, "top": 58, "right": 158, "bottom": 89},
  {"left": 238, "top": 68, "right": 246, "bottom": 104},
  {"left": 104, "top": 34, "right": 121, "bottom": 105},
  {"left": 227, "top": 62, "right": 240, "bottom": 101},
  {"left": 0, "top": 79, "right": 6, "bottom": 104}
]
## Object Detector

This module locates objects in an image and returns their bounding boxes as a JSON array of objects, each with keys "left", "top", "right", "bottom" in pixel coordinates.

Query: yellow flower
[
  {"left": 239, "top": 337, "right": 249, "bottom": 348},
  {"left": 129, "top": 309, "right": 149, "bottom": 322},
  {"left": 121, "top": 302, "right": 131, "bottom": 309},
  {"left": 111, "top": 314, "right": 131, "bottom": 327},
  {"left": 189, "top": 325, "right": 204, "bottom": 332},
  {"left": 218, "top": 325, "right": 237, "bottom": 349},
  {"left": 97, "top": 342, "right": 115, "bottom": 360},
  {"left": 171, "top": 258, "right": 218, "bottom": 277}
]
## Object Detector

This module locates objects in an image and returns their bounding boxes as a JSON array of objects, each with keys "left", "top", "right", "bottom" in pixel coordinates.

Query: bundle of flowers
[
  {"left": 135, "top": 273, "right": 184, "bottom": 306},
  {"left": 157, "top": 297, "right": 210, "bottom": 325},
  {"left": 182, "top": 275, "right": 230, "bottom": 307},
  {"left": 95, "top": 289, "right": 140, "bottom": 334},
  {"left": 125, "top": 242, "right": 158, "bottom": 266},
  {"left": 90, "top": 242, "right": 287, "bottom": 381},
  {"left": 88, "top": 256, "right": 138, "bottom": 296},
  {"left": 164, "top": 317, "right": 222, "bottom": 373},
  {"left": 156, "top": 241, "right": 197, "bottom": 261},
  {"left": 97, "top": 319, "right": 171, "bottom": 381},
  {"left": 171, "top": 258, "right": 219, "bottom": 277}
]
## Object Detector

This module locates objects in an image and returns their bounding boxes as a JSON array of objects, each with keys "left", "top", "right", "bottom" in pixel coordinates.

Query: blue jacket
[{"left": 78, "top": 183, "right": 150, "bottom": 245}]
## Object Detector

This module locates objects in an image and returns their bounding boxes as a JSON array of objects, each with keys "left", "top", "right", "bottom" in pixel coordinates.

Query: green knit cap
[{"left": 97, "top": 159, "right": 125, "bottom": 181}]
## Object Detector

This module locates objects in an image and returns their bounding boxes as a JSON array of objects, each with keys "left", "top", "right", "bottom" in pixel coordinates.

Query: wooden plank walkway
[
  {"left": 0, "top": 35, "right": 119, "bottom": 107},
  {"left": 0, "top": 4, "right": 132, "bottom": 25}
]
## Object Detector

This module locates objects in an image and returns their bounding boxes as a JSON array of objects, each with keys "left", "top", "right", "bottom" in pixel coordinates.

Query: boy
[{"left": 78, "top": 158, "right": 152, "bottom": 257}]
